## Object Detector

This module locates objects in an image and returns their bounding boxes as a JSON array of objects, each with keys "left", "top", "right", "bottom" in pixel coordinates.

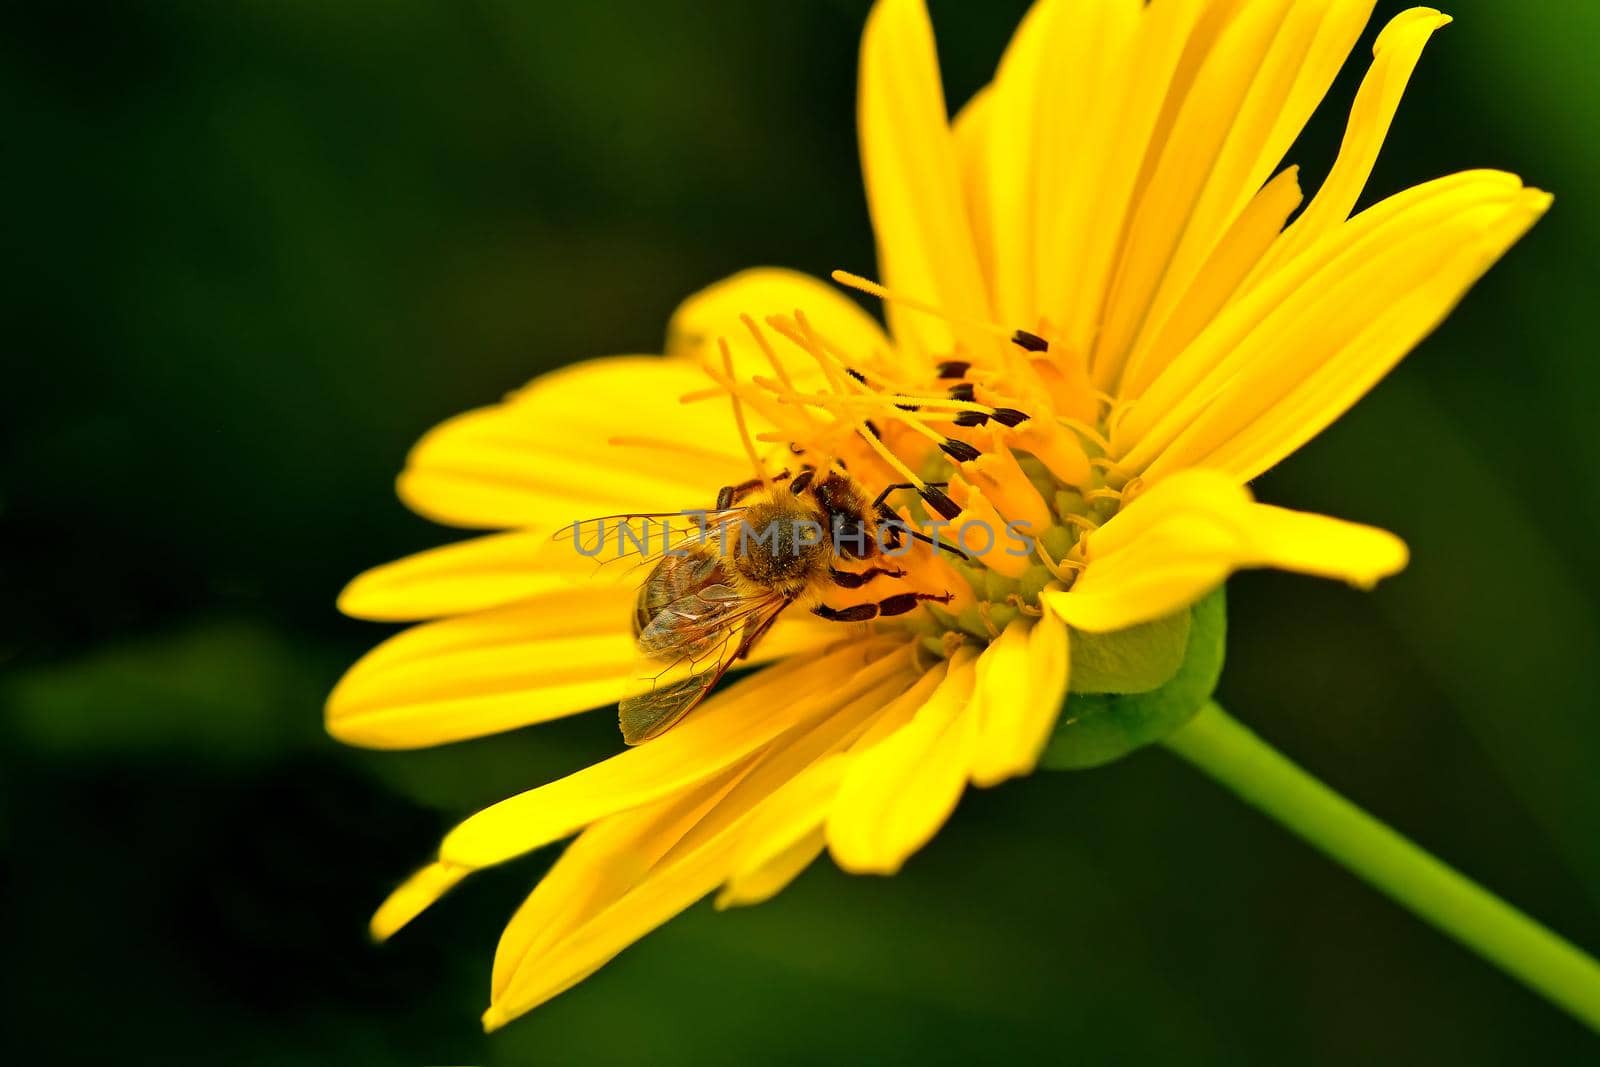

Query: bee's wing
[
  {"left": 619, "top": 584, "right": 791, "bottom": 745},
  {"left": 553, "top": 508, "right": 746, "bottom": 586}
]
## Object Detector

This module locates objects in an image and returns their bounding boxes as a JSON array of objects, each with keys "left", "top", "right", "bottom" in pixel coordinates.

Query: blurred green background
[{"left": 5, "top": 0, "right": 1598, "bottom": 1062}]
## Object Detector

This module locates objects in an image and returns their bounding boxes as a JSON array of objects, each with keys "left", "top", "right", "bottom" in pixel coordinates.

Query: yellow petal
[
  {"left": 1139, "top": 186, "right": 1550, "bottom": 482},
  {"left": 1058, "top": 0, "right": 1214, "bottom": 355},
  {"left": 487, "top": 661, "right": 924, "bottom": 1024},
  {"left": 327, "top": 590, "right": 634, "bottom": 748},
  {"left": 483, "top": 814, "right": 747, "bottom": 1030},
  {"left": 969, "top": 612, "right": 1070, "bottom": 788},
  {"left": 969, "top": 0, "right": 1054, "bottom": 328},
  {"left": 1230, "top": 502, "right": 1411, "bottom": 587},
  {"left": 1116, "top": 171, "right": 1538, "bottom": 466},
  {"left": 369, "top": 861, "right": 469, "bottom": 942},
  {"left": 952, "top": 85, "right": 996, "bottom": 294},
  {"left": 326, "top": 590, "right": 835, "bottom": 749},
  {"left": 338, "top": 529, "right": 566, "bottom": 622},
  {"left": 858, "top": 0, "right": 991, "bottom": 356},
  {"left": 1118, "top": 164, "right": 1303, "bottom": 398},
  {"left": 712, "top": 663, "right": 947, "bottom": 905},
  {"left": 490, "top": 765, "right": 745, "bottom": 1000},
  {"left": 1044, "top": 470, "right": 1407, "bottom": 633},
  {"left": 827, "top": 649, "right": 979, "bottom": 874},
  {"left": 717, "top": 755, "right": 847, "bottom": 905},
  {"left": 440, "top": 644, "right": 911, "bottom": 869},
  {"left": 1248, "top": 8, "right": 1453, "bottom": 283},
  {"left": 667, "top": 267, "right": 892, "bottom": 384},
  {"left": 716, "top": 827, "right": 826, "bottom": 910},
  {"left": 398, "top": 356, "right": 750, "bottom": 529},
  {"left": 1096, "top": 0, "right": 1374, "bottom": 387},
  {"left": 1029, "top": 0, "right": 1142, "bottom": 333}
]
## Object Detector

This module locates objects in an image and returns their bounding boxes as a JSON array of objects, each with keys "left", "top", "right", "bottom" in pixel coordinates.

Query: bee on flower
[{"left": 328, "top": 0, "right": 1549, "bottom": 1031}]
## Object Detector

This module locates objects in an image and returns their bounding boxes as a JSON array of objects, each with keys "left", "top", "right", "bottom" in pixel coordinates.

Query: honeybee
[{"left": 570, "top": 467, "right": 959, "bottom": 744}]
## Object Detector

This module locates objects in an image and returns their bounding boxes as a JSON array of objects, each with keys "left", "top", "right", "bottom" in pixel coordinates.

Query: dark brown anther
[
  {"left": 947, "top": 382, "right": 975, "bottom": 402},
  {"left": 939, "top": 439, "right": 981, "bottom": 463},
  {"left": 991, "top": 407, "right": 1030, "bottom": 427},
  {"left": 895, "top": 401, "right": 919, "bottom": 411},
  {"left": 954, "top": 411, "right": 989, "bottom": 428},
  {"left": 919, "top": 485, "right": 963, "bottom": 521},
  {"left": 846, "top": 367, "right": 868, "bottom": 384},
  {"left": 936, "top": 360, "right": 971, "bottom": 379},
  {"left": 1011, "top": 329, "right": 1049, "bottom": 353},
  {"left": 863, "top": 419, "right": 882, "bottom": 439}
]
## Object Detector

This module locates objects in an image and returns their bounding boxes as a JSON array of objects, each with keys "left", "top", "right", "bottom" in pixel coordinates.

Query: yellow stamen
[
  {"left": 830, "top": 270, "right": 1014, "bottom": 345},
  {"left": 718, "top": 337, "right": 770, "bottom": 486}
]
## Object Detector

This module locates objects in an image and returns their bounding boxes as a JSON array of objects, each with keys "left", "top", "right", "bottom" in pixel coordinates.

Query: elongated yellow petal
[
  {"left": 1095, "top": 0, "right": 1293, "bottom": 384},
  {"left": 969, "top": 0, "right": 1053, "bottom": 328},
  {"left": 1140, "top": 186, "right": 1550, "bottom": 482},
  {"left": 483, "top": 817, "right": 747, "bottom": 1030},
  {"left": 1044, "top": 471, "right": 1407, "bottom": 633},
  {"left": 399, "top": 356, "right": 750, "bottom": 529},
  {"left": 1030, "top": 0, "right": 1141, "bottom": 333},
  {"left": 490, "top": 766, "right": 747, "bottom": 999},
  {"left": 1248, "top": 8, "right": 1453, "bottom": 283},
  {"left": 952, "top": 85, "right": 996, "bottom": 295},
  {"left": 858, "top": 0, "right": 991, "bottom": 356},
  {"left": 369, "top": 861, "right": 469, "bottom": 942},
  {"left": 338, "top": 529, "right": 565, "bottom": 622},
  {"left": 711, "top": 661, "right": 948, "bottom": 908},
  {"left": 327, "top": 591, "right": 635, "bottom": 748},
  {"left": 440, "top": 644, "right": 910, "bottom": 869},
  {"left": 1059, "top": 0, "right": 1213, "bottom": 355},
  {"left": 716, "top": 826, "right": 827, "bottom": 910},
  {"left": 1119, "top": 165, "right": 1303, "bottom": 398},
  {"left": 969, "top": 612, "right": 1070, "bottom": 787},
  {"left": 487, "top": 664, "right": 924, "bottom": 1024},
  {"left": 1116, "top": 171, "right": 1537, "bottom": 465},
  {"left": 327, "top": 590, "right": 837, "bottom": 749},
  {"left": 1097, "top": 0, "right": 1375, "bottom": 388},
  {"left": 827, "top": 649, "right": 979, "bottom": 874}
]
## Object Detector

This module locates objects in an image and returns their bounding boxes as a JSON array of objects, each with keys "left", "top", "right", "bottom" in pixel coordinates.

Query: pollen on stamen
[
  {"left": 1011, "top": 329, "right": 1049, "bottom": 353},
  {"left": 919, "top": 485, "right": 962, "bottom": 521},
  {"left": 990, "top": 407, "right": 1031, "bottom": 428},
  {"left": 939, "top": 438, "right": 982, "bottom": 464}
]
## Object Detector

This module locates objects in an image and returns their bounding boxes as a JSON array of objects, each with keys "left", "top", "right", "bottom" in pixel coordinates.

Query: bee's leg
[
  {"left": 813, "top": 591, "right": 952, "bottom": 622},
  {"left": 827, "top": 565, "right": 905, "bottom": 589}
]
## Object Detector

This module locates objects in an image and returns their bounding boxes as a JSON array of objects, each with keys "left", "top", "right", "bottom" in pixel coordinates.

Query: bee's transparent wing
[{"left": 619, "top": 585, "right": 790, "bottom": 745}]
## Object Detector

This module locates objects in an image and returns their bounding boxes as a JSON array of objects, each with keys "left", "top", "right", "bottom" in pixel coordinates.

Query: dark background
[{"left": 5, "top": 1, "right": 1599, "bottom": 1062}]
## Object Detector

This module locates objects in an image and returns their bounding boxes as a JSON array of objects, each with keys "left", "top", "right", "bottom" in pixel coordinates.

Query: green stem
[{"left": 1164, "top": 701, "right": 1600, "bottom": 1034}]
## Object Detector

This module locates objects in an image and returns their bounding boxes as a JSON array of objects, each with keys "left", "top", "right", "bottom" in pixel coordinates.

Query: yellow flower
[{"left": 329, "top": 0, "right": 1547, "bottom": 1030}]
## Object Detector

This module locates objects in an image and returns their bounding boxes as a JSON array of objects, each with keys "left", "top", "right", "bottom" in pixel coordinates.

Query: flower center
[{"left": 696, "top": 275, "right": 1138, "bottom": 650}]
